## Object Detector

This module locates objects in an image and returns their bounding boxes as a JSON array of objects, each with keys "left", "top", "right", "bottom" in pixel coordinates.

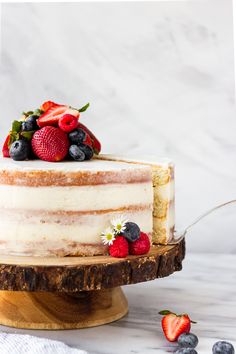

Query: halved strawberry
[
  {"left": 37, "top": 105, "right": 79, "bottom": 128},
  {"left": 159, "top": 310, "right": 196, "bottom": 342},
  {"left": 40, "top": 101, "right": 61, "bottom": 112},
  {"left": 78, "top": 122, "right": 101, "bottom": 154},
  {"left": 2, "top": 134, "right": 10, "bottom": 157}
]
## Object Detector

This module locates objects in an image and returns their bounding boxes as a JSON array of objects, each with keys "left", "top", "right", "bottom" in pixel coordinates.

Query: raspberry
[
  {"left": 59, "top": 114, "right": 78, "bottom": 133},
  {"left": 109, "top": 236, "right": 129, "bottom": 258},
  {"left": 129, "top": 232, "right": 150, "bottom": 255},
  {"left": 31, "top": 126, "right": 69, "bottom": 162}
]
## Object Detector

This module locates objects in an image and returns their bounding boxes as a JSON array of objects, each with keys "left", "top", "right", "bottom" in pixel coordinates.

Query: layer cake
[{"left": 0, "top": 158, "right": 153, "bottom": 256}]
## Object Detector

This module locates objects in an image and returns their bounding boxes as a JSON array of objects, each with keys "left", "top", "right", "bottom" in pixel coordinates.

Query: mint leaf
[
  {"left": 78, "top": 102, "right": 90, "bottom": 112},
  {"left": 12, "top": 120, "right": 22, "bottom": 133},
  {"left": 22, "top": 111, "right": 33, "bottom": 117},
  {"left": 21, "top": 131, "right": 35, "bottom": 140},
  {"left": 34, "top": 108, "right": 43, "bottom": 116}
]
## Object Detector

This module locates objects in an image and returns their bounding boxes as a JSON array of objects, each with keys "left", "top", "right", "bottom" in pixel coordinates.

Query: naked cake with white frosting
[{"left": 1, "top": 100, "right": 175, "bottom": 257}]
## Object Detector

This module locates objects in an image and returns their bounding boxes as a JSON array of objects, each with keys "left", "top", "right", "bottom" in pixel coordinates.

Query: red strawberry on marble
[
  {"left": 2, "top": 134, "right": 10, "bottom": 157},
  {"left": 78, "top": 122, "right": 101, "bottom": 154},
  {"left": 31, "top": 126, "right": 69, "bottom": 162},
  {"left": 159, "top": 310, "right": 196, "bottom": 342},
  {"left": 38, "top": 105, "right": 79, "bottom": 128}
]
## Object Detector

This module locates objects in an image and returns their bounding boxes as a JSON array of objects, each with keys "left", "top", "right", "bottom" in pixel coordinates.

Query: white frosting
[
  {"left": 0, "top": 157, "right": 150, "bottom": 172},
  {"left": 98, "top": 154, "right": 174, "bottom": 167},
  {"left": 0, "top": 182, "right": 153, "bottom": 211}
]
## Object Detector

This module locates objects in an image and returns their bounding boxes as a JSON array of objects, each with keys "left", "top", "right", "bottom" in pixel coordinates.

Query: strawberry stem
[{"left": 159, "top": 310, "right": 176, "bottom": 316}]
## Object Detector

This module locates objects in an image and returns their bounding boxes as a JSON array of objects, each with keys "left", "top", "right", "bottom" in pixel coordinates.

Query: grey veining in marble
[
  {"left": 1, "top": 253, "right": 235, "bottom": 354},
  {"left": 0, "top": 1, "right": 235, "bottom": 253}
]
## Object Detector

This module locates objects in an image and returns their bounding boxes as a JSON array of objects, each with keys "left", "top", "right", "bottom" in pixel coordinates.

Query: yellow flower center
[
  {"left": 107, "top": 233, "right": 113, "bottom": 240},
  {"left": 117, "top": 224, "right": 122, "bottom": 231}
]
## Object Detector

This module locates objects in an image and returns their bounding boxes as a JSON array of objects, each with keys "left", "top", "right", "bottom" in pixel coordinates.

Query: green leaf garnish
[
  {"left": 21, "top": 131, "right": 35, "bottom": 140},
  {"left": 78, "top": 102, "right": 90, "bottom": 112},
  {"left": 12, "top": 120, "right": 22, "bottom": 133},
  {"left": 34, "top": 108, "right": 44, "bottom": 116},
  {"left": 22, "top": 111, "right": 34, "bottom": 117}
]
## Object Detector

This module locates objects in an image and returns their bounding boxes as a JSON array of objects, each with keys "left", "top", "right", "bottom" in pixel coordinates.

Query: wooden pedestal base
[{"left": 0, "top": 287, "right": 128, "bottom": 330}]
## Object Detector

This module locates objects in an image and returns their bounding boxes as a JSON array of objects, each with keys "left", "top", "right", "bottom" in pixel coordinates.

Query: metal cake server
[{"left": 169, "top": 199, "right": 236, "bottom": 245}]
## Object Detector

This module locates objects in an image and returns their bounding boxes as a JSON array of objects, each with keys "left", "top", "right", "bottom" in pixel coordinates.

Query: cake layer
[
  {"left": 0, "top": 158, "right": 151, "bottom": 186},
  {"left": 0, "top": 207, "right": 152, "bottom": 256},
  {"left": 0, "top": 183, "right": 152, "bottom": 211}
]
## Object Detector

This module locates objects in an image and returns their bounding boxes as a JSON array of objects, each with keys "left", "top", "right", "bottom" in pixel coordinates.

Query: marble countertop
[{"left": 1, "top": 252, "right": 235, "bottom": 354}]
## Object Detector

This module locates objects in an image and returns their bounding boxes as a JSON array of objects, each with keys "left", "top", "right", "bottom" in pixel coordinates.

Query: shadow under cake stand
[{"left": 0, "top": 240, "right": 185, "bottom": 330}]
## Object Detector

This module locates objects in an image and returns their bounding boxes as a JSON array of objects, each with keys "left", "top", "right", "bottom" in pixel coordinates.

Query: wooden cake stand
[{"left": 0, "top": 240, "right": 185, "bottom": 330}]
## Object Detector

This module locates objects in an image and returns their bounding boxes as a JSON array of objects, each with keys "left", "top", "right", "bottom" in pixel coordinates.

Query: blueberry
[
  {"left": 21, "top": 120, "right": 35, "bottom": 132},
  {"left": 175, "top": 349, "right": 197, "bottom": 354},
  {"left": 122, "top": 222, "right": 140, "bottom": 242},
  {"left": 68, "top": 129, "right": 86, "bottom": 144},
  {"left": 69, "top": 145, "right": 85, "bottom": 161},
  {"left": 27, "top": 114, "right": 38, "bottom": 125},
  {"left": 9, "top": 140, "right": 30, "bottom": 161},
  {"left": 78, "top": 143, "right": 94, "bottom": 160},
  {"left": 212, "top": 341, "right": 235, "bottom": 354},
  {"left": 178, "top": 333, "right": 198, "bottom": 349}
]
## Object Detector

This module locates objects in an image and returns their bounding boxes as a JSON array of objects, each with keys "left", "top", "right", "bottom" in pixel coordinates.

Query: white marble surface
[
  {"left": 0, "top": 1, "right": 235, "bottom": 253},
  {"left": 1, "top": 252, "right": 235, "bottom": 354}
]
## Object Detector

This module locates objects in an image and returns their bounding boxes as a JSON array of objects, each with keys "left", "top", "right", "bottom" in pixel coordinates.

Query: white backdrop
[{"left": 0, "top": 1, "right": 235, "bottom": 253}]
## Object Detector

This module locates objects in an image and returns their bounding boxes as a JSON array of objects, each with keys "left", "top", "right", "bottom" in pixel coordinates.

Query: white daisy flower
[
  {"left": 111, "top": 216, "right": 128, "bottom": 234},
  {"left": 101, "top": 227, "right": 116, "bottom": 246}
]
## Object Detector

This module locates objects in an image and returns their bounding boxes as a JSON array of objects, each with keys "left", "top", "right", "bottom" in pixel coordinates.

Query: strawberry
[
  {"left": 129, "top": 232, "right": 150, "bottom": 255},
  {"left": 109, "top": 236, "right": 129, "bottom": 258},
  {"left": 37, "top": 105, "right": 79, "bottom": 128},
  {"left": 159, "top": 310, "right": 196, "bottom": 342},
  {"left": 40, "top": 101, "right": 61, "bottom": 112},
  {"left": 59, "top": 114, "right": 79, "bottom": 133},
  {"left": 2, "top": 134, "right": 10, "bottom": 157},
  {"left": 31, "top": 126, "right": 69, "bottom": 162},
  {"left": 77, "top": 122, "right": 101, "bottom": 154}
]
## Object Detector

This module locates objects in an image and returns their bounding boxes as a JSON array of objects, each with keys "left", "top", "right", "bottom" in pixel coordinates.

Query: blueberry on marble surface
[
  {"left": 212, "top": 341, "right": 235, "bottom": 354},
  {"left": 178, "top": 333, "right": 198, "bottom": 349},
  {"left": 9, "top": 139, "right": 30, "bottom": 161},
  {"left": 78, "top": 143, "right": 94, "bottom": 160},
  {"left": 69, "top": 145, "right": 85, "bottom": 161},
  {"left": 175, "top": 349, "right": 198, "bottom": 354},
  {"left": 122, "top": 222, "right": 140, "bottom": 242}
]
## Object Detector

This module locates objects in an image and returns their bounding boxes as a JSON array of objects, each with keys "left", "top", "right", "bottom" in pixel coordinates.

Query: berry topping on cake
[
  {"left": 2, "top": 134, "right": 10, "bottom": 157},
  {"left": 32, "top": 126, "right": 69, "bottom": 162},
  {"left": 129, "top": 232, "right": 150, "bottom": 255},
  {"left": 3, "top": 100, "right": 101, "bottom": 162},
  {"left": 122, "top": 222, "right": 140, "bottom": 242},
  {"left": 69, "top": 145, "right": 86, "bottom": 161},
  {"left": 40, "top": 100, "right": 60, "bottom": 112},
  {"left": 78, "top": 122, "right": 101, "bottom": 154},
  {"left": 109, "top": 236, "right": 129, "bottom": 258},
  {"left": 37, "top": 105, "right": 79, "bottom": 128},
  {"left": 9, "top": 140, "right": 30, "bottom": 161},
  {"left": 58, "top": 114, "right": 79, "bottom": 133},
  {"left": 178, "top": 333, "right": 199, "bottom": 349},
  {"left": 159, "top": 310, "right": 196, "bottom": 342},
  {"left": 78, "top": 143, "right": 94, "bottom": 160}
]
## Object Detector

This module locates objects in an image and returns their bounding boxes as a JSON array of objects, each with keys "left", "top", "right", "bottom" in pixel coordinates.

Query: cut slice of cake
[
  {"left": 0, "top": 158, "right": 153, "bottom": 256},
  {"left": 98, "top": 155, "right": 175, "bottom": 244}
]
